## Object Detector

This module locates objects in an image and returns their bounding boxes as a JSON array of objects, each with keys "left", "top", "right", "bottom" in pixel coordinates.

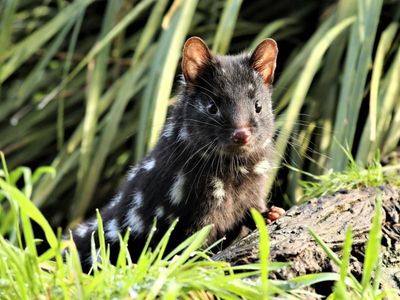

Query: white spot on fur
[
  {"left": 238, "top": 166, "right": 249, "bottom": 175},
  {"left": 133, "top": 191, "right": 143, "bottom": 207},
  {"left": 75, "top": 220, "right": 97, "bottom": 238},
  {"left": 211, "top": 177, "right": 225, "bottom": 205},
  {"left": 248, "top": 83, "right": 254, "bottom": 91},
  {"left": 254, "top": 160, "right": 271, "bottom": 174},
  {"left": 143, "top": 158, "right": 156, "bottom": 171},
  {"left": 127, "top": 166, "right": 138, "bottom": 181},
  {"left": 178, "top": 126, "right": 189, "bottom": 141},
  {"left": 221, "top": 68, "right": 226, "bottom": 73},
  {"left": 123, "top": 208, "right": 144, "bottom": 234},
  {"left": 75, "top": 224, "right": 89, "bottom": 237},
  {"left": 262, "top": 137, "right": 272, "bottom": 148},
  {"left": 170, "top": 172, "right": 185, "bottom": 205},
  {"left": 155, "top": 206, "right": 164, "bottom": 218},
  {"left": 109, "top": 192, "right": 122, "bottom": 209},
  {"left": 163, "top": 122, "right": 175, "bottom": 138},
  {"left": 105, "top": 219, "right": 119, "bottom": 242}
]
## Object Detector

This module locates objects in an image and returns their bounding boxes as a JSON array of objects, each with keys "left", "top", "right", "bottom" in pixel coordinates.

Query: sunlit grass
[
  {"left": 287, "top": 146, "right": 400, "bottom": 202},
  {"left": 1, "top": 153, "right": 400, "bottom": 298},
  {"left": 1, "top": 0, "right": 400, "bottom": 298}
]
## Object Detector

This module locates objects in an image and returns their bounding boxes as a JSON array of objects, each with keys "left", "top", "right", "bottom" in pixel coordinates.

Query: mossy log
[{"left": 212, "top": 185, "right": 400, "bottom": 289}]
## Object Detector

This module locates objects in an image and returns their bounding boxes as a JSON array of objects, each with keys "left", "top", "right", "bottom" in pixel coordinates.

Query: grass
[
  {"left": 1, "top": 0, "right": 400, "bottom": 298},
  {"left": 289, "top": 146, "right": 400, "bottom": 202},
  {"left": 0, "top": 0, "right": 399, "bottom": 224},
  {"left": 1, "top": 153, "right": 400, "bottom": 299}
]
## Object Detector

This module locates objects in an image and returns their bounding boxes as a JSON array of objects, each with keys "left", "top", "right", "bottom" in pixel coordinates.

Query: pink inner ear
[
  {"left": 251, "top": 39, "right": 278, "bottom": 84},
  {"left": 182, "top": 37, "right": 211, "bottom": 82}
]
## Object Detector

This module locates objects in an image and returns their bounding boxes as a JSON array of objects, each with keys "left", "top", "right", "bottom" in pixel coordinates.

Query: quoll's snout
[{"left": 232, "top": 128, "right": 251, "bottom": 145}]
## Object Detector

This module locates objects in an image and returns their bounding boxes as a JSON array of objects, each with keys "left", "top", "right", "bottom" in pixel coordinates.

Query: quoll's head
[{"left": 179, "top": 37, "right": 278, "bottom": 157}]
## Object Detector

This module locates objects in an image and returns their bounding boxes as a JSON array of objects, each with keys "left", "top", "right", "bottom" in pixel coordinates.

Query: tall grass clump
[{"left": 1, "top": 0, "right": 399, "bottom": 228}]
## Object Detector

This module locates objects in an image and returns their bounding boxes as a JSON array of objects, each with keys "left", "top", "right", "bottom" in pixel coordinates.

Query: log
[{"left": 212, "top": 185, "right": 400, "bottom": 289}]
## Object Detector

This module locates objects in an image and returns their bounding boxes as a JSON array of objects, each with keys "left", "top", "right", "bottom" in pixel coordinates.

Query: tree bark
[{"left": 212, "top": 185, "right": 400, "bottom": 289}]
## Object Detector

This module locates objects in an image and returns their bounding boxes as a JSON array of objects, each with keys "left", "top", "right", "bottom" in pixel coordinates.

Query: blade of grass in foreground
[
  {"left": 0, "top": 179, "right": 58, "bottom": 249},
  {"left": 361, "top": 193, "right": 382, "bottom": 296},
  {"left": 334, "top": 227, "right": 352, "bottom": 299},
  {"left": 251, "top": 209, "right": 270, "bottom": 298}
]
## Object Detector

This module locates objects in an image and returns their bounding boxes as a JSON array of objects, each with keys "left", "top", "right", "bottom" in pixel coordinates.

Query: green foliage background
[{"left": 1, "top": 0, "right": 399, "bottom": 227}]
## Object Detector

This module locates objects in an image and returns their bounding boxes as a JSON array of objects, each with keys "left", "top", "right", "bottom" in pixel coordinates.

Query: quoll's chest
[{"left": 189, "top": 164, "right": 268, "bottom": 236}]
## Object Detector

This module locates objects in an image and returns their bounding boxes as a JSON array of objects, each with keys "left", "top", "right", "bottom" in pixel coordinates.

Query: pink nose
[{"left": 232, "top": 128, "right": 251, "bottom": 145}]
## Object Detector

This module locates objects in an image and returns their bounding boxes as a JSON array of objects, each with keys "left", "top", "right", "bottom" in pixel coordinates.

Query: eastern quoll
[{"left": 71, "top": 37, "right": 284, "bottom": 271}]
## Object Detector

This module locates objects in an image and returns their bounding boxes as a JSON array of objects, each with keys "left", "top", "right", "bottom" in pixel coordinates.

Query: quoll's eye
[
  {"left": 207, "top": 102, "right": 219, "bottom": 115},
  {"left": 255, "top": 100, "right": 262, "bottom": 113}
]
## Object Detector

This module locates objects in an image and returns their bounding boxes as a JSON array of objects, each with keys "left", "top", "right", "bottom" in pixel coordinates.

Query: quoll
[{"left": 71, "top": 37, "right": 283, "bottom": 271}]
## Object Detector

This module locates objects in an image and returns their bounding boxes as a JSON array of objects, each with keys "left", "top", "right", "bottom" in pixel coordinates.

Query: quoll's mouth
[{"left": 223, "top": 143, "right": 253, "bottom": 155}]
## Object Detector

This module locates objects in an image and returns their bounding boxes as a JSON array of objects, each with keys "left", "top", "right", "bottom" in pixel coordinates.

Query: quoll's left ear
[
  {"left": 182, "top": 37, "right": 211, "bottom": 83},
  {"left": 250, "top": 39, "right": 278, "bottom": 85}
]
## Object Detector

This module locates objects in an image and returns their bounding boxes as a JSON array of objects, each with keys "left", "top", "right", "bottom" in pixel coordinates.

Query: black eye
[
  {"left": 255, "top": 100, "right": 262, "bottom": 113},
  {"left": 207, "top": 102, "right": 218, "bottom": 115}
]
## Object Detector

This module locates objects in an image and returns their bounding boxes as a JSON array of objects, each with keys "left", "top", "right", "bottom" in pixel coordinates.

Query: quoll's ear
[
  {"left": 182, "top": 37, "right": 211, "bottom": 83},
  {"left": 250, "top": 38, "right": 278, "bottom": 85}
]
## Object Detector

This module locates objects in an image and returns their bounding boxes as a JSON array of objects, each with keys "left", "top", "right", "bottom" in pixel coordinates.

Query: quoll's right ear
[{"left": 182, "top": 37, "right": 211, "bottom": 83}]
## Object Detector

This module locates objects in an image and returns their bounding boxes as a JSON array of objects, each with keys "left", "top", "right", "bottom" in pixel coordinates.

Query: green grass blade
[
  {"left": 334, "top": 227, "right": 352, "bottom": 299},
  {"left": 0, "top": 0, "right": 18, "bottom": 92},
  {"left": 132, "top": 0, "right": 170, "bottom": 64},
  {"left": 147, "top": 0, "right": 199, "bottom": 150},
  {"left": 361, "top": 193, "right": 383, "bottom": 294},
  {"left": 135, "top": 0, "right": 199, "bottom": 160},
  {"left": 74, "top": 0, "right": 121, "bottom": 218},
  {"left": 95, "top": 209, "right": 107, "bottom": 266},
  {"left": 250, "top": 18, "right": 296, "bottom": 50},
  {"left": 38, "top": 0, "right": 156, "bottom": 109},
  {"left": 251, "top": 209, "right": 269, "bottom": 298},
  {"left": 0, "top": 179, "right": 58, "bottom": 249},
  {"left": 57, "top": 6, "right": 86, "bottom": 149},
  {"left": 309, "top": 228, "right": 362, "bottom": 291},
  {"left": 212, "top": 0, "right": 242, "bottom": 54},
  {"left": 330, "top": 0, "right": 383, "bottom": 170},
  {"left": 356, "top": 23, "right": 398, "bottom": 163},
  {"left": 266, "top": 17, "right": 355, "bottom": 194},
  {"left": 0, "top": 0, "right": 93, "bottom": 83},
  {"left": 273, "top": 13, "right": 335, "bottom": 108},
  {"left": 368, "top": 23, "right": 398, "bottom": 142},
  {"left": 73, "top": 49, "right": 153, "bottom": 219}
]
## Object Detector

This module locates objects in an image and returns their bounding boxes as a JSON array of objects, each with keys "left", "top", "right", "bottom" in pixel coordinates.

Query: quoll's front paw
[{"left": 263, "top": 206, "right": 285, "bottom": 224}]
